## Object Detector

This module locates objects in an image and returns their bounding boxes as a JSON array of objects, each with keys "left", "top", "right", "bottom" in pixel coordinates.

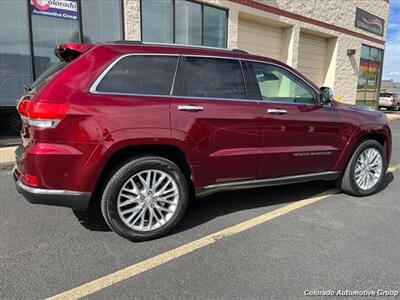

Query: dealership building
[{"left": 0, "top": 0, "right": 389, "bottom": 137}]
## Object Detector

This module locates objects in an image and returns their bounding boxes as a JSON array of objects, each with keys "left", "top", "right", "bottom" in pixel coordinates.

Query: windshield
[
  {"left": 29, "top": 61, "right": 68, "bottom": 92},
  {"left": 380, "top": 93, "right": 393, "bottom": 97}
]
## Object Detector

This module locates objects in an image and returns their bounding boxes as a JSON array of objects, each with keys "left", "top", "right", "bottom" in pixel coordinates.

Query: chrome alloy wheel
[
  {"left": 354, "top": 148, "right": 383, "bottom": 190},
  {"left": 117, "top": 170, "right": 179, "bottom": 231}
]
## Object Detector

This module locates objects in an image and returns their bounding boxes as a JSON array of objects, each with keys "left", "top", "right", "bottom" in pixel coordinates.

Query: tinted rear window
[
  {"left": 380, "top": 93, "right": 393, "bottom": 97},
  {"left": 173, "top": 57, "right": 246, "bottom": 99},
  {"left": 96, "top": 55, "right": 178, "bottom": 95}
]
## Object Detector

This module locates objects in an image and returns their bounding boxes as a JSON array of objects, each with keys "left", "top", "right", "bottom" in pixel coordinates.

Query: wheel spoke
[
  {"left": 148, "top": 209, "right": 154, "bottom": 230},
  {"left": 118, "top": 196, "right": 139, "bottom": 208},
  {"left": 153, "top": 174, "right": 167, "bottom": 191},
  {"left": 125, "top": 207, "right": 143, "bottom": 224},
  {"left": 155, "top": 178, "right": 172, "bottom": 196},
  {"left": 157, "top": 196, "right": 178, "bottom": 205},
  {"left": 140, "top": 209, "right": 146, "bottom": 230},
  {"left": 129, "top": 208, "right": 146, "bottom": 227},
  {"left": 155, "top": 204, "right": 174, "bottom": 214}
]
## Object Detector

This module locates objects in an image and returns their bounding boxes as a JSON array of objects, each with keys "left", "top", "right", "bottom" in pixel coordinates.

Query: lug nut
[
  {"left": 142, "top": 204, "right": 146, "bottom": 208},
  {"left": 150, "top": 203, "right": 155, "bottom": 208}
]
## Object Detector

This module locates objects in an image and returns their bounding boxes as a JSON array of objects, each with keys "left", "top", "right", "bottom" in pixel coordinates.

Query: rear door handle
[
  {"left": 267, "top": 108, "right": 287, "bottom": 115},
  {"left": 178, "top": 105, "right": 204, "bottom": 112}
]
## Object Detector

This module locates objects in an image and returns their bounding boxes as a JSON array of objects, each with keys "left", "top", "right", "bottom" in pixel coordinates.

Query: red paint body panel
[
  {"left": 15, "top": 43, "right": 392, "bottom": 198},
  {"left": 170, "top": 98, "right": 263, "bottom": 186}
]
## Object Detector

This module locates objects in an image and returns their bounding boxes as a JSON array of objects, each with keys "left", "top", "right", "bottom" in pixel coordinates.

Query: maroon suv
[{"left": 14, "top": 42, "right": 391, "bottom": 241}]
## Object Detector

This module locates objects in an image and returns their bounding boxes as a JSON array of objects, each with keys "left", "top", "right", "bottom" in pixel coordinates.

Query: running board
[{"left": 195, "top": 171, "right": 339, "bottom": 198}]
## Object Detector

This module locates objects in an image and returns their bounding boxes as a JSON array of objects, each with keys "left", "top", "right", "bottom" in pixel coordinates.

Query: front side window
[
  {"left": 174, "top": 57, "right": 246, "bottom": 99},
  {"left": 251, "top": 62, "right": 317, "bottom": 104},
  {"left": 96, "top": 56, "right": 178, "bottom": 95}
]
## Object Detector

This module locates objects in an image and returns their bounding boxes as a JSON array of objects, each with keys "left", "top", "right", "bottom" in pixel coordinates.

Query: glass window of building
[
  {"left": 141, "top": 0, "right": 228, "bottom": 48},
  {"left": 175, "top": 0, "right": 202, "bottom": 45},
  {"left": 203, "top": 5, "right": 227, "bottom": 48},
  {"left": 31, "top": 14, "right": 80, "bottom": 77},
  {"left": 82, "top": 0, "right": 123, "bottom": 43},
  {"left": 0, "top": 0, "right": 32, "bottom": 108},
  {"left": 32, "top": 0, "right": 124, "bottom": 78},
  {"left": 142, "top": 0, "right": 174, "bottom": 43},
  {"left": 356, "top": 45, "right": 383, "bottom": 108}
]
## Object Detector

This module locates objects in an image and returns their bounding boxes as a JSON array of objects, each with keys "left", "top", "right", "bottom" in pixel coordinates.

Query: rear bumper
[{"left": 13, "top": 168, "right": 91, "bottom": 211}]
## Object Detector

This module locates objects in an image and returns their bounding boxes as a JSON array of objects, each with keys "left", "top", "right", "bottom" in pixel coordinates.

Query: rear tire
[
  {"left": 101, "top": 155, "right": 189, "bottom": 241},
  {"left": 396, "top": 103, "right": 400, "bottom": 111},
  {"left": 340, "top": 140, "right": 387, "bottom": 196}
]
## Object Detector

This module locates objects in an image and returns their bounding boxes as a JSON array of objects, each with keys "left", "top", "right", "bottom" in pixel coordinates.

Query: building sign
[
  {"left": 355, "top": 8, "right": 384, "bottom": 36},
  {"left": 31, "top": 0, "right": 78, "bottom": 21}
]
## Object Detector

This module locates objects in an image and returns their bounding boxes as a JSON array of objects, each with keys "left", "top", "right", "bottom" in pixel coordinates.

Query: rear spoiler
[{"left": 54, "top": 44, "right": 94, "bottom": 62}]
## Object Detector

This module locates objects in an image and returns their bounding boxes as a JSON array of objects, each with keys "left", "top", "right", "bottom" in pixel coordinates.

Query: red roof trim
[{"left": 229, "top": 0, "right": 385, "bottom": 45}]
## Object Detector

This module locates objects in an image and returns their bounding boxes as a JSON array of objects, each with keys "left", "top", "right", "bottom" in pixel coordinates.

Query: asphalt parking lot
[{"left": 1, "top": 120, "right": 399, "bottom": 299}]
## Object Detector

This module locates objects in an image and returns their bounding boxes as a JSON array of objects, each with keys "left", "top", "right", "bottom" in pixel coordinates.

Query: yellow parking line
[{"left": 47, "top": 165, "right": 399, "bottom": 300}]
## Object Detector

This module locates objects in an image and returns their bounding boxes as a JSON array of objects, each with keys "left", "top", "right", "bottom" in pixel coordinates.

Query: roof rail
[
  {"left": 231, "top": 48, "right": 249, "bottom": 54},
  {"left": 106, "top": 40, "right": 143, "bottom": 45},
  {"left": 106, "top": 40, "right": 249, "bottom": 54}
]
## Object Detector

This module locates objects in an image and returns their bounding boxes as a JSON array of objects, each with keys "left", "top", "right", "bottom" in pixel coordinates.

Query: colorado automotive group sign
[{"left": 31, "top": 0, "right": 78, "bottom": 21}]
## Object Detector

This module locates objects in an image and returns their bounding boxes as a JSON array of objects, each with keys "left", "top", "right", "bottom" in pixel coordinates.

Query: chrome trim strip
[
  {"left": 195, "top": 171, "right": 339, "bottom": 198},
  {"left": 89, "top": 52, "right": 321, "bottom": 106},
  {"left": 17, "top": 181, "right": 90, "bottom": 197}
]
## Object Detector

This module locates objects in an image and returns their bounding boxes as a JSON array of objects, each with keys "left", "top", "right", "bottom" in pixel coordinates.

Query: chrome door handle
[
  {"left": 178, "top": 105, "right": 204, "bottom": 112},
  {"left": 267, "top": 108, "right": 287, "bottom": 115}
]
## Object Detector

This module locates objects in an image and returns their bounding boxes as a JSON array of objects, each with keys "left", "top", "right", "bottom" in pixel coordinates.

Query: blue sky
[{"left": 383, "top": 0, "right": 400, "bottom": 81}]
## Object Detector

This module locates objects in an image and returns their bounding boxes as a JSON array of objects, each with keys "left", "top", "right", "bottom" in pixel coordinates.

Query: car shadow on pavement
[
  {"left": 72, "top": 205, "right": 111, "bottom": 232},
  {"left": 72, "top": 172, "right": 394, "bottom": 234}
]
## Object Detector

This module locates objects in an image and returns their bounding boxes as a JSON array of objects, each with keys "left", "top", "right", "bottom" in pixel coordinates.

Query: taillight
[{"left": 17, "top": 100, "right": 70, "bottom": 128}]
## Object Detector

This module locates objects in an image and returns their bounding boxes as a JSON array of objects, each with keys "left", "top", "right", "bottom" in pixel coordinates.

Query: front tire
[
  {"left": 101, "top": 156, "right": 189, "bottom": 241},
  {"left": 340, "top": 140, "right": 387, "bottom": 196}
]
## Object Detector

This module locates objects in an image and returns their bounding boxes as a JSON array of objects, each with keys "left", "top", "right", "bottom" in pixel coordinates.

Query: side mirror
[{"left": 320, "top": 86, "right": 333, "bottom": 104}]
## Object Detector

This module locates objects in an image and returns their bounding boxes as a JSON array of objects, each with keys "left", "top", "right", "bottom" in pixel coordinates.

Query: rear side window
[
  {"left": 173, "top": 57, "right": 246, "bottom": 99},
  {"left": 96, "top": 55, "right": 178, "bottom": 95}
]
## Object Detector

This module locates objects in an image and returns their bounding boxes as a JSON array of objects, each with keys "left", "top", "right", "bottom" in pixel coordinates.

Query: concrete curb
[
  {"left": 387, "top": 114, "right": 400, "bottom": 122},
  {"left": 0, "top": 146, "right": 17, "bottom": 169},
  {"left": 0, "top": 116, "right": 399, "bottom": 168}
]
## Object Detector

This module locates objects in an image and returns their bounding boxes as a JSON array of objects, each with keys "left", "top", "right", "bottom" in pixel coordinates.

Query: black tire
[
  {"left": 340, "top": 140, "right": 387, "bottom": 196},
  {"left": 101, "top": 155, "right": 189, "bottom": 241},
  {"left": 396, "top": 103, "right": 400, "bottom": 111}
]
